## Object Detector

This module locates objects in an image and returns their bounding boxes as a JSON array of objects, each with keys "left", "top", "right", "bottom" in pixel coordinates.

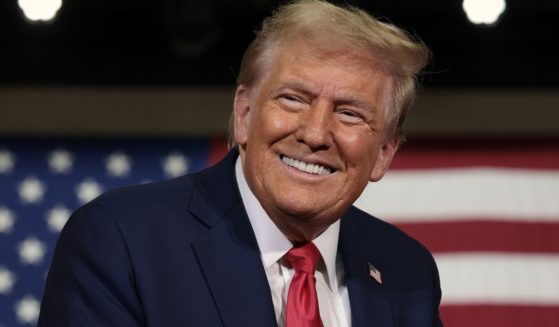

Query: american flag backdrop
[
  {"left": 0, "top": 138, "right": 227, "bottom": 326},
  {"left": 1, "top": 137, "right": 558, "bottom": 326},
  {"left": 355, "top": 139, "right": 559, "bottom": 326}
]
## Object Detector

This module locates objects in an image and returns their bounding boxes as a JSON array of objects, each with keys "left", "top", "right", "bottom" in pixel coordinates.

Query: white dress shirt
[{"left": 235, "top": 158, "right": 351, "bottom": 327}]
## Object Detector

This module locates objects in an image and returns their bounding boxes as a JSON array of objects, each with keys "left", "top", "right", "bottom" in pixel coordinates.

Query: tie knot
[{"left": 283, "top": 242, "right": 321, "bottom": 275}]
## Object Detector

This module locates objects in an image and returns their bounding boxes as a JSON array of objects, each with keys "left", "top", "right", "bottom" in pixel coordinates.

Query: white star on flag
[
  {"left": 18, "top": 177, "right": 46, "bottom": 204},
  {"left": 163, "top": 152, "right": 189, "bottom": 178},
  {"left": 48, "top": 148, "right": 73, "bottom": 173},
  {"left": 368, "top": 263, "right": 382, "bottom": 284},
  {"left": 46, "top": 205, "right": 71, "bottom": 232},
  {"left": 0, "top": 139, "right": 219, "bottom": 324},
  {"left": 17, "top": 237, "right": 47, "bottom": 265},
  {"left": 0, "top": 266, "right": 17, "bottom": 294},
  {"left": 76, "top": 179, "right": 103, "bottom": 204},
  {"left": 0, "top": 149, "right": 15, "bottom": 174},
  {"left": 0, "top": 207, "right": 16, "bottom": 234},
  {"left": 106, "top": 151, "right": 132, "bottom": 177},
  {"left": 14, "top": 295, "right": 41, "bottom": 324}
]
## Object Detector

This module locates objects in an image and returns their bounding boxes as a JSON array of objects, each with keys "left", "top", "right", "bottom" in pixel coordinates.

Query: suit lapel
[
  {"left": 188, "top": 149, "right": 277, "bottom": 327},
  {"left": 340, "top": 210, "right": 394, "bottom": 327},
  {"left": 187, "top": 149, "right": 395, "bottom": 326}
]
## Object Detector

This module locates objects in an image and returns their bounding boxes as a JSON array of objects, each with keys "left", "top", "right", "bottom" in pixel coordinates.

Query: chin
[
  {"left": 273, "top": 193, "right": 321, "bottom": 216},
  {"left": 276, "top": 199, "right": 335, "bottom": 223}
]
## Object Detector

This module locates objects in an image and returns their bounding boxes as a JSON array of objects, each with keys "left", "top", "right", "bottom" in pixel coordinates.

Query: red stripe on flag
[
  {"left": 440, "top": 304, "right": 559, "bottom": 327},
  {"left": 396, "top": 220, "right": 559, "bottom": 253},
  {"left": 392, "top": 139, "right": 559, "bottom": 169},
  {"left": 208, "top": 137, "right": 228, "bottom": 166}
]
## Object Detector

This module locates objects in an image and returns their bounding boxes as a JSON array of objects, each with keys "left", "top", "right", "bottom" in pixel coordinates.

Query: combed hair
[{"left": 232, "top": 0, "right": 430, "bottom": 144}]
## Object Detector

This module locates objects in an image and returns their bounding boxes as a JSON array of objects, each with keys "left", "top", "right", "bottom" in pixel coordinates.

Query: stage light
[
  {"left": 463, "top": 0, "right": 506, "bottom": 26},
  {"left": 18, "top": 0, "right": 62, "bottom": 23}
]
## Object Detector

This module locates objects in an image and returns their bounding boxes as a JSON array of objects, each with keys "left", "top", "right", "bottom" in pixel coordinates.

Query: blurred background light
[
  {"left": 463, "top": 0, "right": 506, "bottom": 25},
  {"left": 18, "top": 0, "right": 62, "bottom": 23},
  {"left": 2, "top": 0, "right": 557, "bottom": 87}
]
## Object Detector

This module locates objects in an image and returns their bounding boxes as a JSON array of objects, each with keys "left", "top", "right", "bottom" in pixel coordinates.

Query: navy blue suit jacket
[{"left": 39, "top": 148, "right": 442, "bottom": 326}]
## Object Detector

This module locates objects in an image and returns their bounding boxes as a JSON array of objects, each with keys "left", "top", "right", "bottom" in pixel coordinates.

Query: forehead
[
  {"left": 272, "top": 37, "right": 379, "bottom": 70},
  {"left": 256, "top": 39, "right": 393, "bottom": 104}
]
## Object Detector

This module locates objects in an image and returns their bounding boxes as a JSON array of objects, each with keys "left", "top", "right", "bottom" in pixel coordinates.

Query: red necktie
[{"left": 283, "top": 242, "right": 323, "bottom": 327}]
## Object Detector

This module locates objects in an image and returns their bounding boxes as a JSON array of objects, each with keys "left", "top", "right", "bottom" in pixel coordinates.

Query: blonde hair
[{"left": 232, "top": 0, "right": 430, "bottom": 144}]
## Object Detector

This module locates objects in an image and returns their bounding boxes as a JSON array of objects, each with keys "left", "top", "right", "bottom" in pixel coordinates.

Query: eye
[
  {"left": 278, "top": 94, "right": 307, "bottom": 111},
  {"left": 281, "top": 94, "right": 302, "bottom": 103},
  {"left": 336, "top": 109, "right": 365, "bottom": 124}
]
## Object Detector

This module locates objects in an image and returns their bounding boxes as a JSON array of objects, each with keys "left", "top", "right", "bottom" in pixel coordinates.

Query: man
[{"left": 39, "top": 0, "right": 442, "bottom": 326}]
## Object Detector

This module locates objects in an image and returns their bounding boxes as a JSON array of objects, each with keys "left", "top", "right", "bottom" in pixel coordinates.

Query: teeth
[{"left": 281, "top": 156, "right": 332, "bottom": 175}]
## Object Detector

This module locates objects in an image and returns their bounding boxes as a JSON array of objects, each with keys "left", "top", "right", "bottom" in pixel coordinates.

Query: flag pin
[{"left": 368, "top": 263, "right": 382, "bottom": 284}]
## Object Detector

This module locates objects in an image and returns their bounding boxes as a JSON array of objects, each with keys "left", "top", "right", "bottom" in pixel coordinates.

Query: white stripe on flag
[
  {"left": 436, "top": 253, "right": 559, "bottom": 305},
  {"left": 355, "top": 168, "right": 559, "bottom": 222}
]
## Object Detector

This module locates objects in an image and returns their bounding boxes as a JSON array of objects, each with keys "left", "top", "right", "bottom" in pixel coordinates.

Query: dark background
[{"left": 1, "top": 0, "right": 558, "bottom": 88}]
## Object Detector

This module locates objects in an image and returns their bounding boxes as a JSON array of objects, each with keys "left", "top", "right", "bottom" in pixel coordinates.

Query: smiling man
[
  {"left": 234, "top": 39, "right": 397, "bottom": 243},
  {"left": 39, "top": 1, "right": 442, "bottom": 326}
]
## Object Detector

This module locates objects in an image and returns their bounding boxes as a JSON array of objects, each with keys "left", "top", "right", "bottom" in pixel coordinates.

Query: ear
[
  {"left": 369, "top": 137, "right": 400, "bottom": 182},
  {"left": 233, "top": 85, "right": 251, "bottom": 146}
]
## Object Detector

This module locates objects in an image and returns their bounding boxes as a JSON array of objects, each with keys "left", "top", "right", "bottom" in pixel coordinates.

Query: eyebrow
[
  {"left": 334, "top": 94, "right": 376, "bottom": 113},
  {"left": 273, "top": 79, "right": 318, "bottom": 97}
]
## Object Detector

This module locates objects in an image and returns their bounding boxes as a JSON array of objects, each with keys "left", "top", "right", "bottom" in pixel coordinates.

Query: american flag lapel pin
[{"left": 368, "top": 263, "right": 382, "bottom": 284}]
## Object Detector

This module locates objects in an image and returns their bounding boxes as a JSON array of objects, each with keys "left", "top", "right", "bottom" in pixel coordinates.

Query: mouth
[{"left": 280, "top": 155, "right": 334, "bottom": 176}]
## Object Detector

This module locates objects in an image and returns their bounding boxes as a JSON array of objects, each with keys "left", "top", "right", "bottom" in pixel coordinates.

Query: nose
[{"left": 295, "top": 99, "right": 334, "bottom": 150}]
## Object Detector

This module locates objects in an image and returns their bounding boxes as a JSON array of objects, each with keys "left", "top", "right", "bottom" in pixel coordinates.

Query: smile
[{"left": 280, "top": 155, "right": 333, "bottom": 175}]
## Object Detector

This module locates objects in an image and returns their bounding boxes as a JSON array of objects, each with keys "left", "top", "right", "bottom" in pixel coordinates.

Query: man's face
[{"left": 234, "top": 40, "right": 399, "bottom": 241}]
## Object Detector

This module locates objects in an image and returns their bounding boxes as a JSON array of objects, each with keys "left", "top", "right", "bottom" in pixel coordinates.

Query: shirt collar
[{"left": 235, "top": 157, "right": 341, "bottom": 290}]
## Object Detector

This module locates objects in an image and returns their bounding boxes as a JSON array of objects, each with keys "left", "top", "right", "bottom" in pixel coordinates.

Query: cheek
[
  {"left": 339, "top": 129, "right": 361, "bottom": 145},
  {"left": 335, "top": 127, "right": 377, "bottom": 163},
  {"left": 257, "top": 106, "right": 299, "bottom": 140}
]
